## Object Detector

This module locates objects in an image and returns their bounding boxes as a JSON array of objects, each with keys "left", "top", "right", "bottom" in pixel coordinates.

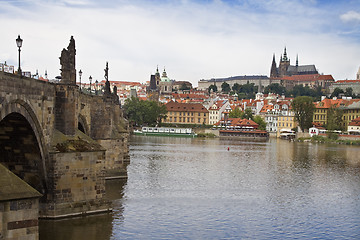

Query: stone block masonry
[
  {"left": 41, "top": 150, "right": 111, "bottom": 218},
  {"left": 0, "top": 198, "right": 40, "bottom": 240}
]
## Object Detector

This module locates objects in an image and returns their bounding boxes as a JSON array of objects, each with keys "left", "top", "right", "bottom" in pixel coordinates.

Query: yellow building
[
  {"left": 341, "top": 101, "right": 360, "bottom": 129},
  {"left": 277, "top": 114, "right": 297, "bottom": 137},
  {"left": 313, "top": 98, "right": 360, "bottom": 128},
  {"left": 164, "top": 101, "right": 209, "bottom": 125}
]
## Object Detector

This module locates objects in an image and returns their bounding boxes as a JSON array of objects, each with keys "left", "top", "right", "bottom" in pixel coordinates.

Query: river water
[{"left": 40, "top": 136, "right": 360, "bottom": 239}]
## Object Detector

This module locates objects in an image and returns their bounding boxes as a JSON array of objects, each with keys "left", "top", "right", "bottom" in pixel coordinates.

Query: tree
[
  {"left": 221, "top": 82, "right": 231, "bottom": 93},
  {"left": 180, "top": 82, "right": 191, "bottom": 91},
  {"left": 291, "top": 96, "right": 315, "bottom": 132},
  {"left": 243, "top": 108, "right": 253, "bottom": 120},
  {"left": 345, "top": 87, "right": 354, "bottom": 98},
  {"left": 232, "top": 83, "right": 241, "bottom": 93},
  {"left": 208, "top": 84, "right": 218, "bottom": 93},
  {"left": 123, "top": 97, "right": 167, "bottom": 127},
  {"left": 253, "top": 116, "right": 267, "bottom": 130},
  {"left": 229, "top": 108, "right": 244, "bottom": 118},
  {"left": 326, "top": 107, "right": 344, "bottom": 131},
  {"left": 330, "top": 88, "right": 344, "bottom": 99},
  {"left": 264, "top": 83, "right": 286, "bottom": 95},
  {"left": 239, "top": 83, "right": 258, "bottom": 99},
  {"left": 289, "top": 85, "right": 318, "bottom": 98}
]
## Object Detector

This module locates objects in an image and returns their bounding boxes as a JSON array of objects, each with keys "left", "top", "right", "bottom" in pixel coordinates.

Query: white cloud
[
  {"left": 340, "top": 10, "right": 360, "bottom": 23},
  {"left": 1, "top": 0, "right": 360, "bottom": 86}
]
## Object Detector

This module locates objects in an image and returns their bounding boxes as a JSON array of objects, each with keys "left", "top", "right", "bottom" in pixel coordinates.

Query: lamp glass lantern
[
  {"left": 16, "top": 35, "right": 23, "bottom": 76},
  {"left": 79, "top": 69, "right": 83, "bottom": 90},
  {"left": 89, "top": 76, "right": 92, "bottom": 93}
]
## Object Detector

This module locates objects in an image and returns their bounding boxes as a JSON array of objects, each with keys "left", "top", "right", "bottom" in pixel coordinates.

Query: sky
[{"left": 1, "top": 0, "right": 360, "bottom": 87}]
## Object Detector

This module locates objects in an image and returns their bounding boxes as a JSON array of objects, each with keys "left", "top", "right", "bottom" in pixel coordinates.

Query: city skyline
[{"left": 1, "top": 0, "right": 360, "bottom": 86}]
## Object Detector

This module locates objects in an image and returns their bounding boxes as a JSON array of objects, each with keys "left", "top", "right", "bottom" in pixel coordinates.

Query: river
[{"left": 40, "top": 136, "right": 360, "bottom": 239}]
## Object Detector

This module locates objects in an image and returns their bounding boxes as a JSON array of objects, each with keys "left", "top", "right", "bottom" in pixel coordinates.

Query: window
[
  {"left": 198, "top": 118, "right": 201, "bottom": 123},
  {"left": 183, "top": 117, "right": 185, "bottom": 122},
  {"left": 170, "top": 117, "right": 172, "bottom": 121},
  {"left": 204, "top": 113, "right": 206, "bottom": 116},
  {"left": 174, "top": 117, "right": 177, "bottom": 122},
  {"left": 188, "top": 117, "right": 190, "bottom": 122},
  {"left": 198, "top": 113, "right": 200, "bottom": 116},
  {"left": 179, "top": 112, "right": 182, "bottom": 116}
]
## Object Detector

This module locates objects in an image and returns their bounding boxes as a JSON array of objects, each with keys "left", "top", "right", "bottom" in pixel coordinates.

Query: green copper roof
[{"left": 0, "top": 163, "right": 42, "bottom": 201}]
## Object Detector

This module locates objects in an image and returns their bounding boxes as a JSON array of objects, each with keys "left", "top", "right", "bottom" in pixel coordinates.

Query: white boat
[{"left": 134, "top": 127, "right": 197, "bottom": 137}]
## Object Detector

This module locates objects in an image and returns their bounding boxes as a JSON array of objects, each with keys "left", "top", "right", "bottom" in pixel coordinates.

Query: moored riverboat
[
  {"left": 279, "top": 129, "right": 296, "bottom": 140},
  {"left": 134, "top": 127, "right": 197, "bottom": 137},
  {"left": 219, "top": 129, "right": 269, "bottom": 141}
]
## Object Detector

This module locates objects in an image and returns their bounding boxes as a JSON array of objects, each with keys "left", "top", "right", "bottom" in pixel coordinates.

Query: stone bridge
[{"left": 0, "top": 37, "right": 129, "bottom": 218}]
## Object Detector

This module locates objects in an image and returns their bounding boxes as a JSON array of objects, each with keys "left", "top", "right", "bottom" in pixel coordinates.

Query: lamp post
[
  {"left": 16, "top": 35, "right": 23, "bottom": 76},
  {"left": 79, "top": 69, "right": 82, "bottom": 90},
  {"left": 89, "top": 75, "right": 92, "bottom": 94},
  {"left": 95, "top": 80, "right": 98, "bottom": 95}
]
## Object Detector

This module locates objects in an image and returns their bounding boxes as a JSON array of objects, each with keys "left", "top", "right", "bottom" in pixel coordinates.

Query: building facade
[{"left": 164, "top": 101, "right": 209, "bottom": 125}]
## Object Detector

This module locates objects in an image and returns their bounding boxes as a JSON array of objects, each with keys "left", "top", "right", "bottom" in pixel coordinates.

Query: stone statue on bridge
[{"left": 59, "top": 36, "right": 76, "bottom": 85}]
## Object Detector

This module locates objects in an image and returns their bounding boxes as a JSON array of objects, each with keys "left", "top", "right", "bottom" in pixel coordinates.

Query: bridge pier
[{"left": 41, "top": 145, "right": 111, "bottom": 218}]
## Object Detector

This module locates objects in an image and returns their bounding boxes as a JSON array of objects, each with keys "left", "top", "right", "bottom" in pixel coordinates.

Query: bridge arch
[
  {"left": 0, "top": 99, "right": 49, "bottom": 195},
  {"left": 78, "top": 114, "right": 89, "bottom": 135}
]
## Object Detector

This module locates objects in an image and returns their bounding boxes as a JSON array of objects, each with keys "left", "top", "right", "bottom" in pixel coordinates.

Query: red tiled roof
[
  {"left": 260, "top": 104, "right": 273, "bottom": 113},
  {"left": 215, "top": 118, "right": 258, "bottom": 128},
  {"left": 273, "top": 74, "right": 334, "bottom": 82},
  {"left": 315, "top": 98, "right": 359, "bottom": 109},
  {"left": 349, "top": 117, "right": 360, "bottom": 126},
  {"left": 165, "top": 101, "right": 208, "bottom": 113},
  {"left": 335, "top": 80, "right": 360, "bottom": 83},
  {"left": 172, "top": 93, "right": 207, "bottom": 99}
]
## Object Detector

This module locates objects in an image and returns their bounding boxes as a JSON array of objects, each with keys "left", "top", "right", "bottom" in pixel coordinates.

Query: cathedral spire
[
  {"left": 270, "top": 54, "right": 278, "bottom": 78},
  {"left": 283, "top": 47, "right": 288, "bottom": 61},
  {"left": 296, "top": 54, "right": 298, "bottom": 67}
]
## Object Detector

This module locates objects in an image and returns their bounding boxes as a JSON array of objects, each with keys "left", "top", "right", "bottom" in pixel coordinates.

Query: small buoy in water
[{"left": 227, "top": 147, "right": 230, "bottom": 151}]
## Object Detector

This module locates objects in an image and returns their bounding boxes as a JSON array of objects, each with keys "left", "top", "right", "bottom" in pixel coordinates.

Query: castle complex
[{"left": 270, "top": 47, "right": 318, "bottom": 78}]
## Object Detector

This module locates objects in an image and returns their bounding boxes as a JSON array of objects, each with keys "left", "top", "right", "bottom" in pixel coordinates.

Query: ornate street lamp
[
  {"left": 16, "top": 35, "right": 23, "bottom": 76},
  {"left": 89, "top": 75, "right": 92, "bottom": 93},
  {"left": 79, "top": 69, "right": 82, "bottom": 90}
]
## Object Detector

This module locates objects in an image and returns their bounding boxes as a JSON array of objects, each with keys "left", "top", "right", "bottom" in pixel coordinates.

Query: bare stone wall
[
  {"left": 41, "top": 150, "right": 111, "bottom": 218},
  {"left": 0, "top": 198, "right": 39, "bottom": 240}
]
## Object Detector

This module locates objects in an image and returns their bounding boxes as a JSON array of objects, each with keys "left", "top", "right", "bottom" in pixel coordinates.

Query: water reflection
[
  {"left": 40, "top": 136, "right": 360, "bottom": 239},
  {"left": 39, "top": 179, "right": 126, "bottom": 240}
]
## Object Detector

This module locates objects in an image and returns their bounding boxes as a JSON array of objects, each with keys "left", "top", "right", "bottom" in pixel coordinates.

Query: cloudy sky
[{"left": 1, "top": 0, "right": 360, "bottom": 86}]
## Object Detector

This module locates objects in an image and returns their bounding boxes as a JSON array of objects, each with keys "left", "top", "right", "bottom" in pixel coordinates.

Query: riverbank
[{"left": 298, "top": 135, "right": 360, "bottom": 145}]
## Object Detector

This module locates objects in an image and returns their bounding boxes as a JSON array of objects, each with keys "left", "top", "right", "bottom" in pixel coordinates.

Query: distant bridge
[{"left": 0, "top": 37, "right": 129, "bottom": 218}]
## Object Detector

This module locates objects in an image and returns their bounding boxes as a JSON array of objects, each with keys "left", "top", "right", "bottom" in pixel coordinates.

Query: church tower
[
  {"left": 162, "top": 67, "right": 168, "bottom": 78},
  {"left": 155, "top": 66, "right": 161, "bottom": 86},
  {"left": 278, "top": 47, "right": 290, "bottom": 77},
  {"left": 270, "top": 54, "right": 278, "bottom": 78},
  {"left": 357, "top": 66, "right": 360, "bottom": 80}
]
